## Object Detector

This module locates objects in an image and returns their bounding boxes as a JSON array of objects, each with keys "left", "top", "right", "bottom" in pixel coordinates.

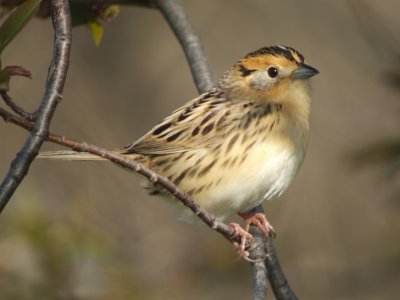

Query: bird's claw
[
  {"left": 229, "top": 222, "right": 254, "bottom": 261},
  {"left": 240, "top": 211, "right": 276, "bottom": 239},
  {"left": 228, "top": 212, "right": 276, "bottom": 261}
]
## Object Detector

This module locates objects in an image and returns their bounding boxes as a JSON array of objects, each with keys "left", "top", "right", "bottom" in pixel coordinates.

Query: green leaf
[
  {"left": 0, "top": 0, "right": 42, "bottom": 55},
  {"left": 101, "top": 5, "right": 120, "bottom": 21},
  {"left": 88, "top": 20, "right": 104, "bottom": 47}
]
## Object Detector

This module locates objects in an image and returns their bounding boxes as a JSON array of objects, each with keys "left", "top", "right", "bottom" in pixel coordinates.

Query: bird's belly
[{"left": 195, "top": 142, "right": 305, "bottom": 220}]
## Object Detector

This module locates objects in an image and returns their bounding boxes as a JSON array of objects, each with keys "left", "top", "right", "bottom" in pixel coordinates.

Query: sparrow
[{"left": 39, "top": 45, "right": 319, "bottom": 258}]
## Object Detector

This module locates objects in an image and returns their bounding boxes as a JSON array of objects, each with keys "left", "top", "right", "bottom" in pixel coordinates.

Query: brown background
[{"left": 0, "top": 0, "right": 399, "bottom": 299}]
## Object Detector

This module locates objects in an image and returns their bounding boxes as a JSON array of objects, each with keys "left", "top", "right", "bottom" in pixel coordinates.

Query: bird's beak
[{"left": 292, "top": 63, "right": 319, "bottom": 79}]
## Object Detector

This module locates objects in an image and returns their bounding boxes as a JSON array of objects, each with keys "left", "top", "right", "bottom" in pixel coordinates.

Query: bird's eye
[{"left": 267, "top": 67, "right": 278, "bottom": 78}]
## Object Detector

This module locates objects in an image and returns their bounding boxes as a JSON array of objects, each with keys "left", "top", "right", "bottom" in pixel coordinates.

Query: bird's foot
[
  {"left": 239, "top": 211, "right": 276, "bottom": 239},
  {"left": 228, "top": 222, "right": 256, "bottom": 262}
]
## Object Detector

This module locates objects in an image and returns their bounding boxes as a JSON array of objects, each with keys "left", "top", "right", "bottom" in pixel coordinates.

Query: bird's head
[{"left": 218, "top": 45, "right": 319, "bottom": 103}]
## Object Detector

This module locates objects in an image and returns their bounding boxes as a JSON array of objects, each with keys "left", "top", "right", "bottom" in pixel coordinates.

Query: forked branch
[{"left": 0, "top": 0, "right": 72, "bottom": 212}]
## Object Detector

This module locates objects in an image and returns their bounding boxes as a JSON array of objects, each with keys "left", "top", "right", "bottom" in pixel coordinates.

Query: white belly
[{"left": 199, "top": 141, "right": 306, "bottom": 220}]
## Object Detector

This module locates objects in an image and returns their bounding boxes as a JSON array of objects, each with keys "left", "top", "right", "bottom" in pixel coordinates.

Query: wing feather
[{"left": 121, "top": 89, "right": 232, "bottom": 155}]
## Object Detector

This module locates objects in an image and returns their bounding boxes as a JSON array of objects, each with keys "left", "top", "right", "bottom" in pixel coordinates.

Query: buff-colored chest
[
  {"left": 194, "top": 138, "right": 306, "bottom": 220},
  {"left": 172, "top": 111, "right": 309, "bottom": 221}
]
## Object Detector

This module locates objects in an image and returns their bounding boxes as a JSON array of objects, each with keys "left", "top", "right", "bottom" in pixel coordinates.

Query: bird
[{"left": 38, "top": 45, "right": 319, "bottom": 259}]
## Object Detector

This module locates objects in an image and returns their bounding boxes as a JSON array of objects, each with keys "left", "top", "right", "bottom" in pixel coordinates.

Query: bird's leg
[
  {"left": 238, "top": 206, "right": 276, "bottom": 239},
  {"left": 228, "top": 222, "right": 254, "bottom": 261},
  {"left": 227, "top": 206, "right": 276, "bottom": 260}
]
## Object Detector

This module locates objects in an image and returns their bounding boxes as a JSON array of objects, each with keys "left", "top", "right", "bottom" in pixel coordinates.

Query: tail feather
[{"left": 37, "top": 150, "right": 107, "bottom": 161}]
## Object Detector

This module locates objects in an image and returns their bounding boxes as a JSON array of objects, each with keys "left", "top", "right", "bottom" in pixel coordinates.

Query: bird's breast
[{"left": 191, "top": 133, "right": 307, "bottom": 220}]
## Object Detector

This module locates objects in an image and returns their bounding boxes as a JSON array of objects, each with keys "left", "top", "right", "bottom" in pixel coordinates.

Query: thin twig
[
  {"left": 1, "top": 91, "right": 37, "bottom": 121},
  {"left": 154, "top": 0, "right": 213, "bottom": 93},
  {"left": 0, "top": 107, "right": 244, "bottom": 246},
  {"left": 249, "top": 225, "right": 268, "bottom": 300},
  {"left": 0, "top": 0, "right": 71, "bottom": 213},
  {"left": 265, "top": 239, "right": 299, "bottom": 300},
  {"left": 250, "top": 205, "right": 298, "bottom": 300}
]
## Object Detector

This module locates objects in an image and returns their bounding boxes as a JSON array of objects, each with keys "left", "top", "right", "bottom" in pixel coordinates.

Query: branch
[
  {"left": 265, "top": 239, "right": 299, "bottom": 300},
  {"left": 249, "top": 225, "right": 268, "bottom": 300},
  {"left": 247, "top": 204, "right": 299, "bottom": 300},
  {"left": 154, "top": 0, "right": 213, "bottom": 93},
  {"left": 1, "top": 91, "right": 37, "bottom": 122},
  {"left": 0, "top": 107, "right": 244, "bottom": 246},
  {"left": 0, "top": 0, "right": 71, "bottom": 213}
]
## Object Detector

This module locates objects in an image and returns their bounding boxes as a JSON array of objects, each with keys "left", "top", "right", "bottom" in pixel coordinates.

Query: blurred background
[{"left": 0, "top": 0, "right": 399, "bottom": 299}]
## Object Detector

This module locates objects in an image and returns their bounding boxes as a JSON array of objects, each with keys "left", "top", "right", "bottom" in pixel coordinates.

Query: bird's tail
[{"left": 37, "top": 150, "right": 107, "bottom": 161}]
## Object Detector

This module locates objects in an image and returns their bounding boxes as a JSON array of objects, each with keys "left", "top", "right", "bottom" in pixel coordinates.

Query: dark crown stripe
[{"left": 245, "top": 45, "right": 304, "bottom": 64}]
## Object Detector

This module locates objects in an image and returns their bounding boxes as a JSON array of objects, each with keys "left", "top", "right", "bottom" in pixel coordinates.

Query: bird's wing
[{"left": 121, "top": 89, "right": 235, "bottom": 156}]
